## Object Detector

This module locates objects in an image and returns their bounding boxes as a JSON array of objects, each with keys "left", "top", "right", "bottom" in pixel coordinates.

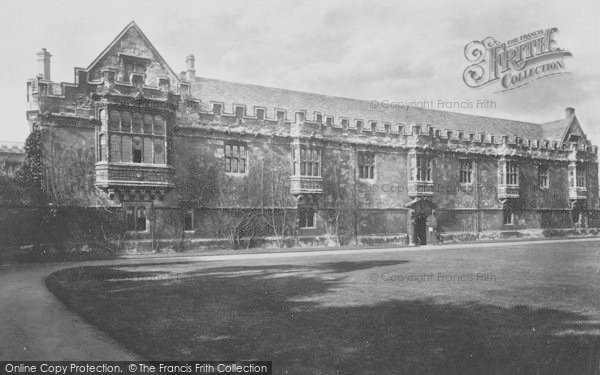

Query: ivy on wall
[{"left": 16, "top": 128, "right": 42, "bottom": 188}]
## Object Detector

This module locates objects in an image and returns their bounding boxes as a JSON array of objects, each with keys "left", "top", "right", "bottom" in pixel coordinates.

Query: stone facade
[{"left": 24, "top": 22, "right": 600, "bottom": 247}]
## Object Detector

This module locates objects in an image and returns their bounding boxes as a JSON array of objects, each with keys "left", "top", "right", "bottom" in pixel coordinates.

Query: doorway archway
[{"left": 406, "top": 198, "right": 436, "bottom": 246}]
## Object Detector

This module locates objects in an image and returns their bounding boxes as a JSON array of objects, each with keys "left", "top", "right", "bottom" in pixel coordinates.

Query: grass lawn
[{"left": 46, "top": 241, "right": 600, "bottom": 374}]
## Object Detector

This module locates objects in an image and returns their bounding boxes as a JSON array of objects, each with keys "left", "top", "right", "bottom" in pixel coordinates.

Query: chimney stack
[
  {"left": 186, "top": 54, "right": 195, "bottom": 81},
  {"left": 36, "top": 48, "right": 52, "bottom": 80},
  {"left": 565, "top": 107, "right": 575, "bottom": 118}
]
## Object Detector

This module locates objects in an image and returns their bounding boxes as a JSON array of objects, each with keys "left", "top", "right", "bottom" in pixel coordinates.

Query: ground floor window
[
  {"left": 126, "top": 205, "right": 147, "bottom": 231},
  {"left": 298, "top": 207, "right": 315, "bottom": 229},
  {"left": 184, "top": 208, "right": 194, "bottom": 231},
  {"left": 503, "top": 207, "right": 513, "bottom": 225}
]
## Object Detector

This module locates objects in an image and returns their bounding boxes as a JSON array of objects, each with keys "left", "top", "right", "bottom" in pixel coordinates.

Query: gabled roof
[
  {"left": 540, "top": 114, "right": 584, "bottom": 143},
  {"left": 86, "top": 21, "right": 180, "bottom": 82},
  {"left": 540, "top": 118, "right": 571, "bottom": 142},
  {"left": 191, "top": 76, "right": 573, "bottom": 141}
]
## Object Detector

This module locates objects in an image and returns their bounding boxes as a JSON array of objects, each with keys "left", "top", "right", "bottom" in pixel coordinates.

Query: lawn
[{"left": 46, "top": 241, "right": 600, "bottom": 374}]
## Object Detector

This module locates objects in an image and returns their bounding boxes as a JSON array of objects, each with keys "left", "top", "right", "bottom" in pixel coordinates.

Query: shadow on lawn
[
  {"left": 201, "top": 260, "right": 410, "bottom": 275},
  {"left": 47, "top": 261, "right": 600, "bottom": 375}
]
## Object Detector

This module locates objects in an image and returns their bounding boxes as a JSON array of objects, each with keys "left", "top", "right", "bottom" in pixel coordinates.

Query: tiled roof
[
  {"left": 191, "top": 76, "right": 572, "bottom": 141},
  {"left": 540, "top": 117, "right": 572, "bottom": 141}
]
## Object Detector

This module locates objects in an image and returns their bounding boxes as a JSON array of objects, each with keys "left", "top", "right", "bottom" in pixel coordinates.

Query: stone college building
[{"left": 24, "top": 22, "right": 599, "bottom": 248}]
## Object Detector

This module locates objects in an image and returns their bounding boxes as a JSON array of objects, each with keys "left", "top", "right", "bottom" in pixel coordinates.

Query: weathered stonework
[{"left": 23, "top": 22, "right": 600, "bottom": 249}]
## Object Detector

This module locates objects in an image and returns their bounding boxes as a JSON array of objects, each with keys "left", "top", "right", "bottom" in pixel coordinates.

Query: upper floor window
[
  {"left": 256, "top": 108, "right": 265, "bottom": 120},
  {"left": 132, "top": 137, "right": 143, "bottom": 163},
  {"left": 292, "top": 146, "right": 321, "bottom": 177},
  {"left": 235, "top": 106, "right": 245, "bottom": 119},
  {"left": 356, "top": 120, "right": 363, "bottom": 131},
  {"left": 576, "top": 163, "right": 586, "bottom": 187},
  {"left": 341, "top": 119, "right": 348, "bottom": 129},
  {"left": 501, "top": 161, "right": 519, "bottom": 185},
  {"left": 122, "top": 60, "right": 146, "bottom": 83},
  {"left": 98, "top": 134, "right": 105, "bottom": 161},
  {"left": 109, "top": 110, "right": 120, "bottom": 130},
  {"left": 158, "top": 78, "right": 170, "bottom": 92},
  {"left": 121, "top": 112, "right": 132, "bottom": 132},
  {"left": 358, "top": 152, "right": 375, "bottom": 180},
  {"left": 105, "top": 110, "right": 166, "bottom": 165},
  {"left": 499, "top": 159, "right": 519, "bottom": 186},
  {"left": 143, "top": 114, "right": 153, "bottom": 133},
  {"left": 411, "top": 155, "right": 432, "bottom": 182},
  {"left": 384, "top": 123, "right": 391, "bottom": 133},
  {"left": 224, "top": 143, "right": 247, "bottom": 174},
  {"left": 132, "top": 113, "right": 143, "bottom": 133},
  {"left": 460, "top": 160, "right": 473, "bottom": 184},
  {"left": 537, "top": 164, "right": 549, "bottom": 188},
  {"left": 276, "top": 111, "right": 285, "bottom": 122},
  {"left": 212, "top": 103, "right": 223, "bottom": 116},
  {"left": 325, "top": 116, "right": 333, "bottom": 126},
  {"left": 370, "top": 121, "right": 377, "bottom": 132},
  {"left": 316, "top": 113, "right": 322, "bottom": 124}
]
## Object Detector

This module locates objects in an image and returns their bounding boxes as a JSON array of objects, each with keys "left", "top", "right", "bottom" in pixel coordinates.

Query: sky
[{"left": 0, "top": 0, "right": 598, "bottom": 144}]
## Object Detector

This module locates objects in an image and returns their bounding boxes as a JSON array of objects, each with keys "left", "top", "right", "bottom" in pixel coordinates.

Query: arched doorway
[
  {"left": 415, "top": 214, "right": 427, "bottom": 245},
  {"left": 406, "top": 198, "right": 436, "bottom": 246}
]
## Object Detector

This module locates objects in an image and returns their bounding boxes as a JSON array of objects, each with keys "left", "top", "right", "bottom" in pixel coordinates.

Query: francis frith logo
[{"left": 463, "top": 28, "right": 572, "bottom": 91}]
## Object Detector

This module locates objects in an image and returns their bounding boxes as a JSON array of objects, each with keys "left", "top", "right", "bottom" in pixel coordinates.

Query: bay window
[
  {"left": 292, "top": 146, "right": 321, "bottom": 177},
  {"left": 103, "top": 109, "right": 167, "bottom": 165}
]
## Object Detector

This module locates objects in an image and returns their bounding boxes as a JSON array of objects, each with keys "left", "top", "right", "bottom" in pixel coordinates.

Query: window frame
[
  {"left": 315, "top": 112, "right": 323, "bottom": 124},
  {"left": 255, "top": 107, "right": 266, "bottom": 120},
  {"left": 292, "top": 145, "right": 321, "bottom": 177},
  {"left": 105, "top": 109, "right": 167, "bottom": 165},
  {"left": 325, "top": 116, "right": 333, "bottom": 127},
  {"left": 234, "top": 105, "right": 245, "bottom": 119},
  {"left": 576, "top": 163, "right": 586, "bottom": 188},
  {"left": 537, "top": 163, "right": 549, "bottom": 189},
  {"left": 276, "top": 110, "right": 286, "bottom": 122},
  {"left": 224, "top": 142, "right": 248, "bottom": 175},
  {"left": 340, "top": 118, "right": 349, "bottom": 129},
  {"left": 369, "top": 121, "right": 377, "bottom": 132},
  {"left": 411, "top": 154, "right": 432, "bottom": 182},
  {"left": 212, "top": 102, "right": 223, "bottom": 116},
  {"left": 298, "top": 207, "right": 316, "bottom": 229},
  {"left": 459, "top": 160, "right": 473, "bottom": 185},
  {"left": 356, "top": 120, "right": 363, "bottom": 131},
  {"left": 184, "top": 208, "right": 194, "bottom": 232},
  {"left": 125, "top": 204, "right": 149, "bottom": 232},
  {"left": 357, "top": 151, "right": 375, "bottom": 180},
  {"left": 503, "top": 207, "right": 514, "bottom": 225}
]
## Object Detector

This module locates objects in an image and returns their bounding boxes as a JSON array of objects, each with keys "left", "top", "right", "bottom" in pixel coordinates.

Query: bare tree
[{"left": 258, "top": 161, "right": 295, "bottom": 248}]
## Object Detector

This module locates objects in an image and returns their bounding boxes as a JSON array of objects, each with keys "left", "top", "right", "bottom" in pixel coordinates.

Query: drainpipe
[
  {"left": 475, "top": 160, "right": 481, "bottom": 239},
  {"left": 353, "top": 149, "right": 358, "bottom": 245}
]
